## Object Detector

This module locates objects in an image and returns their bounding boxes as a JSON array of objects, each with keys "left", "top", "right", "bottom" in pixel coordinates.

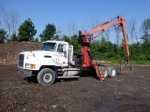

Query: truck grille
[{"left": 18, "top": 54, "right": 24, "bottom": 67}]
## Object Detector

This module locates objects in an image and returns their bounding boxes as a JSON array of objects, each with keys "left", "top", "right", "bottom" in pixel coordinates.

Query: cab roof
[{"left": 42, "top": 40, "right": 68, "bottom": 44}]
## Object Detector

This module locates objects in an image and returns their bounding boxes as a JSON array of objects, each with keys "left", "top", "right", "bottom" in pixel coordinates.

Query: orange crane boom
[{"left": 78, "top": 15, "right": 132, "bottom": 81}]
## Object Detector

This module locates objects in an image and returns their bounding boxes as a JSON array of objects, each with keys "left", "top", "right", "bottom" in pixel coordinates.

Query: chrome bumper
[{"left": 17, "top": 67, "right": 32, "bottom": 77}]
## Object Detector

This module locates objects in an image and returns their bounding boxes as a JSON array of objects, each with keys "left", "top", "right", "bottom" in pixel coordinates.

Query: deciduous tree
[
  {"left": 141, "top": 18, "right": 150, "bottom": 42},
  {"left": 128, "top": 18, "right": 137, "bottom": 44},
  {"left": 114, "top": 25, "right": 121, "bottom": 47},
  {"left": 65, "top": 21, "right": 78, "bottom": 38},
  {"left": 0, "top": 7, "right": 20, "bottom": 40}
]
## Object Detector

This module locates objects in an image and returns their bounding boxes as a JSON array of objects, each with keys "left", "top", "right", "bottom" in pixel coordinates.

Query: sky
[{"left": 0, "top": 0, "right": 150, "bottom": 42}]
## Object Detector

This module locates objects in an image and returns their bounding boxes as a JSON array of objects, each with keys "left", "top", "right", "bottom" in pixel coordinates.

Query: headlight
[{"left": 25, "top": 63, "right": 35, "bottom": 69}]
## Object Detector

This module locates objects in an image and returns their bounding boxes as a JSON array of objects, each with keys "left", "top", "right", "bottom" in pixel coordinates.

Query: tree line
[{"left": 0, "top": 7, "right": 150, "bottom": 64}]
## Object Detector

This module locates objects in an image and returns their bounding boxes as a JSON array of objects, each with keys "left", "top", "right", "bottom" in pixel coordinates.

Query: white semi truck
[{"left": 17, "top": 40, "right": 117, "bottom": 86}]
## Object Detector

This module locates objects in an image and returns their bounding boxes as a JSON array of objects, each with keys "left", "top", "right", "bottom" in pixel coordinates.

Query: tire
[
  {"left": 37, "top": 68, "right": 55, "bottom": 86},
  {"left": 107, "top": 67, "right": 117, "bottom": 78},
  {"left": 99, "top": 67, "right": 109, "bottom": 79}
]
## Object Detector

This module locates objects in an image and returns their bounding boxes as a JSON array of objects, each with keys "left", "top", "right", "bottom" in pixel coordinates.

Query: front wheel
[{"left": 37, "top": 68, "right": 55, "bottom": 86}]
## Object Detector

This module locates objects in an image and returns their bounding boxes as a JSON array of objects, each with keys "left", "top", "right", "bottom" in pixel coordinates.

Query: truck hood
[
  {"left": 19, "top": 50, "right": 57, "bottom": 69},
  {"left": 20, "top": 50, "right": 54, "bottom": 58}
]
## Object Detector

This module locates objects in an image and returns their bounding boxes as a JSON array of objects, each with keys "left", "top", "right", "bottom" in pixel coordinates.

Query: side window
[{"left": 57, "top": 44, "right": 63, "bottom": 52}]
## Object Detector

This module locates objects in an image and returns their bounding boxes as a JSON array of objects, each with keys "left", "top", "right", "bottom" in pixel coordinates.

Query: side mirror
[{"left": 64, "top": 51, "right": 67, "bottom": 54}]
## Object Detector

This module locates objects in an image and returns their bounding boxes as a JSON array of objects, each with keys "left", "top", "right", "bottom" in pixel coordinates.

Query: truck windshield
[{"left": 42, "top": 43, "right": 56, "bottom": 51}]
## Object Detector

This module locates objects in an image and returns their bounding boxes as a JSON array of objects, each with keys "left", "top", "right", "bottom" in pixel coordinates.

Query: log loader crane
[
  {"left": 17, "top": 15, "right": 133, "bottom": 86},
  {"left": 77, "top": 15, "right": 133, "bottom": 81}
]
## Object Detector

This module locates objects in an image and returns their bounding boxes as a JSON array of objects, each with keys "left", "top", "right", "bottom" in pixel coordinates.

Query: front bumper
[{"left": 17, "top": 67, "right": 32, "bottom": 77}]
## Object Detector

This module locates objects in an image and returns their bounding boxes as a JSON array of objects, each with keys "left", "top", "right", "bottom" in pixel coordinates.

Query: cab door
[{"left": 55, "top": 44, "right": 68, "bottom": 66}]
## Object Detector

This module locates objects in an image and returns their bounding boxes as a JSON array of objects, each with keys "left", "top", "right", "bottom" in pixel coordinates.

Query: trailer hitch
[{"left": 120, "top": 56, "right": 133, "bottom": 72}]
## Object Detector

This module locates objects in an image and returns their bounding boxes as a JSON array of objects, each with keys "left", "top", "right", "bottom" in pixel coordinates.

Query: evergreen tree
[
  {"left": 40, "top": 23, "right": 56, "bottom": 42},
  {"left": 11, "top": 33, "right": 18, "bottom": 41},
  {"left": 0, "top": 29, "right": 7, "bottom": 43},
  {"left": 71, "top": 35, "right": 80, "bottom": 52},
  {"left": 18, "top": 18, "right": 37, "bottom": 41},
  {"left": 34, "top": 38, "right": 39, "bottom": 42}
]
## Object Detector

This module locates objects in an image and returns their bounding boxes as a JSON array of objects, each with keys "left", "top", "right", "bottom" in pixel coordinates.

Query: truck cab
[
  {"left": 42, "top": 40, "right": 69, "bottom": 66},
  {"left": 17, "top": 40, "right": 81, "bottom": 86}
]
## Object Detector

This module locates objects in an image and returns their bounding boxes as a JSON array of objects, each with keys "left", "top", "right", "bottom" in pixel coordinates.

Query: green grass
[
  {"left": 113, "top": 60, "right": 150, "bottom": 65},
  {"left": 100, "top": 59, "right": 150, "bottom": 65}
]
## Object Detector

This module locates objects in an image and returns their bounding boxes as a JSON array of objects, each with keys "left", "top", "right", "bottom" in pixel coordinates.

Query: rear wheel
[
  {"left": 99, "top": 67, "right": 108, "bottom": 79},
  {"left": 107, "top": 67, "right": 117, "bottom": 78},
  {"left": 37, "top": 68, "right": 55, "bottom": 86}
]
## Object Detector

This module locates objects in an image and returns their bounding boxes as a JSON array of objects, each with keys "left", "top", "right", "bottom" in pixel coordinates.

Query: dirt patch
[
  {"left": 0, "top": 64, "right": 150, "bottom": 112},
  {"left": 0, "top": 41, "right": 42, "bottom": 64}
]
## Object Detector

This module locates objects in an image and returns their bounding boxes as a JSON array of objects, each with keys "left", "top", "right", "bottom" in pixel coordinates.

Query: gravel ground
[{"left": 0, "top": 64, "right": 150, "bottom": 112}]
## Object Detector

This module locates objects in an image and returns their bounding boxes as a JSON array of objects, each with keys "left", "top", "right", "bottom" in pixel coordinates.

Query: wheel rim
[
  {"left": 111, "top": 69, "right": 116, "bottom": 76},
  {"left": 43, "top": 73, "right": 52, "bottom": 83},
  {"left": 103, "top": 70, "right": 108, "bottom": 77}
]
